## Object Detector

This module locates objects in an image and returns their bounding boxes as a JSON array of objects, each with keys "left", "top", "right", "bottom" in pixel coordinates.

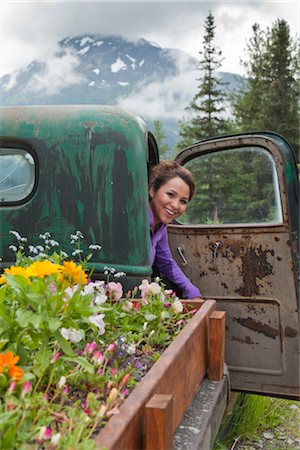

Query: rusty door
[{"left": 169, "top": 133, "right": 299, "bottom": 399}]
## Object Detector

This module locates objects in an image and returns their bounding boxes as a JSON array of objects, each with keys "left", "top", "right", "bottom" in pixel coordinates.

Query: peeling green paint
[{"left": 0, "top": 106, "right": 152, "bottom": 282}]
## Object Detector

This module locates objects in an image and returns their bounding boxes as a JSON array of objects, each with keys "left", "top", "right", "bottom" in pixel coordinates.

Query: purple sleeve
[{"left": 155, "top": 227, "right": 202, "bottom": 299}]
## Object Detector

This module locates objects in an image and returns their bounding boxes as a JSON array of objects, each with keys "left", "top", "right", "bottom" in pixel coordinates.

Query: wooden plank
[
  {"left": 94, "top": 299, "right": 217, "bottom": 450},
  {"left": 208, "top": 310, "right": 226, "bottom": 381},
  {"left": 145, "top": 394, "right": 173, "bottom": 450}
]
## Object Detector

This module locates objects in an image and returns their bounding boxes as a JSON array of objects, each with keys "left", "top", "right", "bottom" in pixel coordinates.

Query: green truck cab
[{"left": 0, "top": 105, "right": 299, "bottom": 448}]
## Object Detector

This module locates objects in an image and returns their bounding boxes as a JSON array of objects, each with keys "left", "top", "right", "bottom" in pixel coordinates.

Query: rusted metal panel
[{"left": 171, "top": 134, "right": 299, "bottom": 398}]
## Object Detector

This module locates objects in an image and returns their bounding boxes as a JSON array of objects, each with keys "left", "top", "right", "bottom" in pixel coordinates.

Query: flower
[
  {"left": 60, "top": 327, "right": 83, "bottom": 343},
  {"left": 51, "top": 433, "right": 61, "bottom": 446},
  {"left": 28, "top": 260, "right": 63, "bottom": 278},
  {"left": 22, "top": 381, "right": 32, "bottom": 396},
  {"left": 0, "top": 265, "right": 31, "bottom": 284},
  {"left": 58, "top": 261, "right": 88, "bottom": 286},
  {"left": 58, "top": 376, "right": 66, "bottom": 389},
  {"left": 172, "top": 300, "right": 184, "bottom": 314},
  {"left": 139, "top": 279, "right": 149, "bottom": 297},
  {"left": 148, "top": 282, "right": 161, "bottom": 295},
  {"left": 106, "top": 282, "right": 123, "bottom": 300},
  {"left": 89, "top": 314, "right": 106, "bottom": 335},
  {"left": 0, "top": 352, "right": 24, "bottom": 381}
]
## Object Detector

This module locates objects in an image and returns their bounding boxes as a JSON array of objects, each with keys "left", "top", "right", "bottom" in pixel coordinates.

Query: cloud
[
  {"left": 1, "top": 1, "right": 299, "bottom": 77},
  {"left": 25, "top": 47, "right": 85, "bottom": 96},
  {"left": 116, "top": 68, "right": 198, "bottom": 121}
]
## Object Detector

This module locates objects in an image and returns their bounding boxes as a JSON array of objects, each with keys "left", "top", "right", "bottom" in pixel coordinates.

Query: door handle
[
  {"left": 213, "top": 240, "right": 223, "bottom": 269},
  {"left": 177, "top": 245, "right": 188, "bottom": 266}
]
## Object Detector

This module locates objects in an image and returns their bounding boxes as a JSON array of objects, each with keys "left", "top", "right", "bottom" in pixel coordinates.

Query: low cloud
[
  {"left": 116, "top": 69, "right": 198, "bottom": 121},
  {"left": 25, "top": 47, "right": 85, "bottom": 96}
]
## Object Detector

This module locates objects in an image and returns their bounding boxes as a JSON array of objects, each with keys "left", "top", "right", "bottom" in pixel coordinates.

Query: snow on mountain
[{"left": 0, "top": 34, "right": 246, "bottom": 148}]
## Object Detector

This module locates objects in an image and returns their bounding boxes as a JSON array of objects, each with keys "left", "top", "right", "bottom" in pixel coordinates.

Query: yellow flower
[
  {"left": 0, "top": 265, "right": 31, "bottom": 284},
  {"left": 28, "top": 260, "right": 63, "bottom": 278},
  {"left": 58, "top": 261, "right": 88, "bottom": 287},
  {"left": 0, "top": 352, "right": 24, "bottom": 381}
]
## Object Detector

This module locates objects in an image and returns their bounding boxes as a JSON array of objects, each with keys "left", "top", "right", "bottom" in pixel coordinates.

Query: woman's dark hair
[{"left": 149, "top": 160, "right": 195, "bottom": 201}]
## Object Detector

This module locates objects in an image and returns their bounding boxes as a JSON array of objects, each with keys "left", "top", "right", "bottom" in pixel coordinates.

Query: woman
[{"left": 149, "top": 160, "right": 202, "bottom": 299}]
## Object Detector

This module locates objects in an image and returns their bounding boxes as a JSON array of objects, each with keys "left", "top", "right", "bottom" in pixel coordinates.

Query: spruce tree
[
  {"left": 233, "top": 19, "right": 299, "bottom": 155},
  {"left": 176, "top": 12, "right": 229, "bottom": 151},
  {"left": 153, "top": 120, "right": 170, "bottom": 159}
]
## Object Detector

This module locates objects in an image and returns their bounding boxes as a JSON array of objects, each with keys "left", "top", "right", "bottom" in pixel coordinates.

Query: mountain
[{"left": 0, "top": 35, "right": 246, "bottom": 149}]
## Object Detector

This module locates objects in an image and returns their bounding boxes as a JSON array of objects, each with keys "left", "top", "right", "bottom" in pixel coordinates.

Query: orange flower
[
  {"left": 58, "top": 261, "right": 88, "bottom": 287},
  {"left": 0, "top": 352, "right": 24, "bottom": 381},
  {"left": 28, "top": 260, "right": 63, "bottom": 278}
]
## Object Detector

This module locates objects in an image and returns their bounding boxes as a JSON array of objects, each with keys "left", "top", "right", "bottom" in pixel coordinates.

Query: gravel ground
[{"left": 234, "top": 403, "right": 300, "bottom": 450}]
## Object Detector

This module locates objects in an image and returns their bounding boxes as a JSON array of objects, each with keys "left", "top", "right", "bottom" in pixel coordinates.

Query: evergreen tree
[
  {"left": 153, "top": 120, "right": 170, "bottom": 159},
  {"left": 176, "top": 12, "right": 229, "bottom": 151},
  {"left": 233, "top": 20, "right": 299, "bottom": 155}
]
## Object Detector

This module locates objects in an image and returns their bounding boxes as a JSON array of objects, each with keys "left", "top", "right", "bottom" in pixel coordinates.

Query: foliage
[
  {"left": 153, "top": 120, "right": 170, "bottom": 159},
  {"left": 232, "top": 19, "right": 300, "bottom": 157},
  {"left": 213, "top": 393, "right": 300, "bottom": 449},
  {"left": 176, "top": 12, "right": 230, "bottom": 150},
  {"left": 180, "top": 146, "right": 280, "bottom": 225},
  {"left": 0, "top": 231, "right": 194, "bottom": 449}
]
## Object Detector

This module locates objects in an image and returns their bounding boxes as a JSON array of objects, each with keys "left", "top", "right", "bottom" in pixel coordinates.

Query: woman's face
[{"left": 149, "top": 176, "right": 190, "bottom": 226}]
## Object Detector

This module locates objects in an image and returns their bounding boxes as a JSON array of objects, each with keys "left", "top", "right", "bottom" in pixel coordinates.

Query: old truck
[{"left": 0, "top": 105, "right": 299, "bottom": 449}]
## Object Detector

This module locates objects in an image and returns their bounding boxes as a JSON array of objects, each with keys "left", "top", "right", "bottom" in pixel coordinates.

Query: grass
[{"left": 213, "top": 392, "right": 300, "bottom": 449}]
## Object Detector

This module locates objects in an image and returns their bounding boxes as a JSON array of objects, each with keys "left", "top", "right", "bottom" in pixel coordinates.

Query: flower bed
[
  {"left": 0, "top": 231, "right": 206, "bottom": 449},
  {"left": 95, "top": 298, "right": 216, "bottom": 450}
]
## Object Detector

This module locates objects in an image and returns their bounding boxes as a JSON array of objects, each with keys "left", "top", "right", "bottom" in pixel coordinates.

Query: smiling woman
[{"left": 148, "top": 161, "right": 202, "bottom": 299}]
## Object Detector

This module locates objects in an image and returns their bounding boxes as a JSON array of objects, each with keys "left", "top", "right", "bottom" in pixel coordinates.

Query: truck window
[
  {"left": 0, "top": 148, "right": 35, "bottom": 204},
  {"left": 180, "top": 146, "right": 282, "bottom": 225}
]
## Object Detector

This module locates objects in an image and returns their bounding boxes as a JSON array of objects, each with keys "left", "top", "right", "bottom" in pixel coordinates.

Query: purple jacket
[{"left": 149, "top": 208, "right": 202, "bottom": 299}]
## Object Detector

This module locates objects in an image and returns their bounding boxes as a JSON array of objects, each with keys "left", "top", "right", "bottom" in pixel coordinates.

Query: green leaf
[
  {"left": 15, "top": 309, "right": 42, "bottom": 328},
  {"left": 0, "top": 410, "right": 18, "bottom": 427},
  {"left": 32, "top": 345, "right": 52, "bottom": 377},
  {"left": 62, "top": 356, "right": 94, "bottom": 374},
  {"left": 56, "top": 333, "right": 76, "bottom": 356},
  {"left": 144, "top": 314, "right": 157, "bottom": 321},
  {"left": 48, "top": 318, "right": 62, "bottom": 333}
]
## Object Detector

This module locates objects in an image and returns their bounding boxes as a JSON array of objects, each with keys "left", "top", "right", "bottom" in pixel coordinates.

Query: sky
[{"left": 0, "top": 0, "right": 299, "bottom": 79}]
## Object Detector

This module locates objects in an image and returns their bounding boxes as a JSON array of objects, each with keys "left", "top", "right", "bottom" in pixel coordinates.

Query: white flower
[
  {"left": 149, "top": 282, "right": 161, "bottom": 295},
  {"left": 88, "top": 244, "right": 102, "bottom": 250},
  {"left": 58, "top": 376, "right": 66, "bottom": 388},
  {"left": 122, "top": 300, "right": 133, "bottom": 311},
  {"left": 10, "top": 230, "right": 22, "bottom": 240},
  {"left": 64, "top": 285, "right": 79, "bottom": 300},
  {"left": 82, "top": 284, "right": 95, "bottom": 295},
  {"left": 94, "top": 294, "right": 107, "bottom": 305},
  {"left": 60, "top": 327, "right": 83, "bottom": 343},
  {"left": 9, "top": 245, "right": 18, "bottom": 252},
  {"left": 49, "top": 239, "right": 59, "bottom": 247},
  {"left": 89, "top": 314, "right": 106, "bottom": 335},
  {"left": 72, "top": 249, "right": 83, "bottom": 256},
  {"left": 51, "top": 433, "right": 61, "bottom": 446},
  {"left": 172, "top": 300, "right": 183, "bottom": 314},
  {"left": 126, "top": 343, "right": 136, "bottom": 355}
]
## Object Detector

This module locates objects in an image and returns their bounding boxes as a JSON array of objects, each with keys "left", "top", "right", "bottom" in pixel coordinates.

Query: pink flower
[
  {"left": 108, "top": 343, "right": 116, "bottom": 353},
  {"left": 93, "top": 351, "right": 104, "bottom": 365},
  {"left": 50, "top": 351, "right": 62, "bottom": 364},
  {"left": 8, "top": 381, "right": 16, "bottom": 394},
  {"left": 37, "top": 426, "right": 52, "bottom": 441},
  {"left": 138, "top": 279, "right": 149, "bottom": 298},
  {"left": 110, "top": 368, "right": 117, "bottom": 375},
  {"left": 106, "top": 282, "right": 123, "bottom": 300},
  {"left": 22, "top": 381, "right": 32, "bottom": 397}
]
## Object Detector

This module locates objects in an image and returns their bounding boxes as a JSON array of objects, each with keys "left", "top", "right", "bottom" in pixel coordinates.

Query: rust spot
[
  {"left": 232, "top": 335, "right": 256, "bottom": 345},
  {"left": 285, "top": 326, "right": 297, "bottom": 338},
  {"left": 233, "top": 317, "right": 279, "bottom": 340},
  {"left": 237, "top": 246, "right": 274, "bottom": 296}
]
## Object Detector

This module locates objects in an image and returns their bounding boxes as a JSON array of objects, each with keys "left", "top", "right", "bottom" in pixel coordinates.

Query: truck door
[{"left": 168, "top": 133, "right": 299, "bottom": 399}]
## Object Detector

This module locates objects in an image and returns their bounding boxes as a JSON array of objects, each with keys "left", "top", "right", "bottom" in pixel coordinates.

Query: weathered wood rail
[{"left": 94, "top": 299, "right": 225, "bottom": 450}]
